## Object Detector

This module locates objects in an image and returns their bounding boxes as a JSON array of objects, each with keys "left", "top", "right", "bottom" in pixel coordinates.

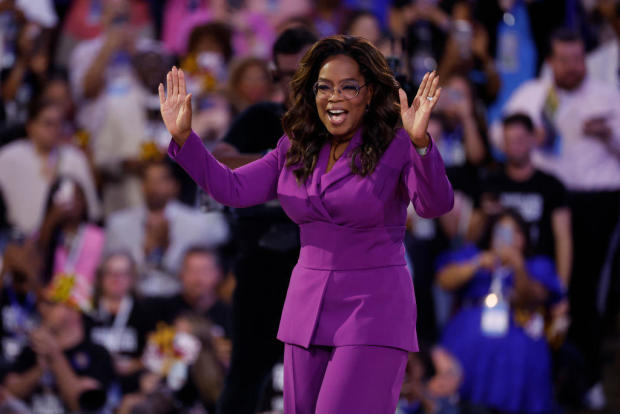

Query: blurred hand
[
  {"left": 476, "top": 251, "right": 497, "bottom": 271},
  {"left": 583, "top": 117, "right": 612, "bottom": 142},
  {"left": 30, "top": 327, "right": 61, "bottom": 359},
  {"left": 497, "top": 245, "right": 524, "bottom": 269},
  {"left": 213, "top": 337, "right": 232, "bottom": 368},
  {"left": 159, "top": 67, "right": 193, "bottom": 146},
  {"left": 399, "top": 71, "right": 442, "bottom": 147}
]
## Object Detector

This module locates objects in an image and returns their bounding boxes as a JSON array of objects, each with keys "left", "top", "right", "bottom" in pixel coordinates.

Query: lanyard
[
  {"left": 60, "top": 225, "right": 86, "bottom": 275},
  {"left": 98, "top": 296, "right": 133, "bottom": 353}
]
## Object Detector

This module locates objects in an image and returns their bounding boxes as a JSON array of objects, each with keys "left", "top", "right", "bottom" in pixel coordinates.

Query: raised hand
[
  {"left": 399, "top": 71, "right": 442, "bottom": 147},
  {"left": 159, "top": 66, "right": 192, "bottom": 146}
]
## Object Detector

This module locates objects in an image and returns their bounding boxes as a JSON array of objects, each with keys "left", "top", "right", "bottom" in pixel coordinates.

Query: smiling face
[{"left": 315, "top": 54, "right": 372, "bottom": 141}]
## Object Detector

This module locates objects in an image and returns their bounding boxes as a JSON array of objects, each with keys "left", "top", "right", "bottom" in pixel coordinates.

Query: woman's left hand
[{"left": 399, "top": 71, "right": 442, "bottom": 147}]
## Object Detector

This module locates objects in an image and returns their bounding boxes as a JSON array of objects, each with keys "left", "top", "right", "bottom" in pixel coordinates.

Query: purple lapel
[{"left": 305, "top": 141, "right": 332, "bottom": 219}]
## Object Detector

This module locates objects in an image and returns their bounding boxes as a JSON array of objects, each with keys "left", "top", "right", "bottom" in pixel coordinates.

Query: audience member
[
  {"left": 154, "top": 247, "right": 232, "bottom": 345},
  {"left": 89, "top": 251, "right": 151, "bottom": 394},
  {"left": 0, "top": 99, "right": 100, "bottom": 238},
  {"left": 105, "top": 160, "right": 229, "bottom": 297},
  {"left": 3, "top": 284, "right": 115, "bottom": 413},
  {"left": 1, "top": 22, "right": 52, "bottom": 135},
  {"left": 226, "top": 56, "right": 274, "bottom": 116},
  {"left": 437, "top": 209, "right": 564, "bottom": 413},
  {"left": 497, "top": 29, "right": 620, "bottom": 405},
  {"left": 438, "top": 1, "right": 500, "bottom": 105},
  {"left": 343, "top": 10, "right": 383, "bottom": 45},
  {"left": 473, "top": 114, "right": 572, "bottom": 285}
]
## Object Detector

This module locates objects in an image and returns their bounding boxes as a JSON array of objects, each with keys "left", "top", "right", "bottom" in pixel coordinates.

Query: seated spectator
[
  {"left": 105, "top": 160, "right": 229, "bottom": 297},
  {"left": 37, "top": 176, "right": 105, "bottom": 288},
  {"left": 181, "top": 21, "right": 233, "bottom": 97},
  {"left": 118, "top": 312, "right": 226, "bottom": 414},
  {"left": 0, "top": 98, "right": 101, "bottom": 238},
  {"left": 56, "top": 0, "right": 153, "bottom": 66},
  {"left": 161, "top": 0, "right": 220, "bottom": 57},
  {"left": 89, "top": 251, "right": 152, "bottom": 394},
  {"left": 38, "top": 70, "right": 78, "bottom": 144},
  {"left": 436, "top": 209, "right": 564, "bottom": 413},
  {"left": 69, "top": 0, "right": 154, "bottom": 214},
  {"left": 1, "top": 21, "right": 52, "bottom": 135},
  {"left": 495, "top": 29, "right": 620, "bottom": 404},
  {"left": 438, "top": 2, "right": 500, "bottom": 105},
  {"left": 226, "top": 56, "right": 274, "bottom": 116},
  {"left": 154, "top": 247, "right": 232, "bottom": 344},
  {"left": 472, "top": 113, "right": 572, "bottom": 285},
  {"left": 432, "top": 73, "right": 488, "bottom": 170},
  {"left": 343, "top": 10, "right": 383, "bottom": 46},
  {"left": 3, "top": 283, "right": 115, "bottom": 413}
]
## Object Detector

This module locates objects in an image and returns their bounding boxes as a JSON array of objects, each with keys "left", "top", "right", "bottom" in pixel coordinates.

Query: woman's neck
[{"left": 101, "top": 295, "right": 126, "bottom": 314}]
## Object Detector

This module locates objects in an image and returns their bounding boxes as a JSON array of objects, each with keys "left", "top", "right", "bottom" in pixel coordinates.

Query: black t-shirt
[
  {"left": 9, "top": 339, "right": 115, "bottom": 413},
  {"left": 223, "top": 102, "right": 286, "bottom": 154},
  {"left": 477, "top": 169, "right": 568, "bottom": 256},
  {"left": 87, "top": 298, "right": 152, "bottom": 359},
  {"left": 222, "top": 101, "right": 299, "bottom": 253},
  {"left": 148, "top": 294, "right": 233, "bottom": 339}
]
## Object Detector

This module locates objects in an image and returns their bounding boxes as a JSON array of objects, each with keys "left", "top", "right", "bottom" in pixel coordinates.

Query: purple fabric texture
[
  {"left": 283, "top": 343, "right": 408, "bottom": 413},
  {"left": 168, "top": 127, "right": 454, "bottom": 352}
]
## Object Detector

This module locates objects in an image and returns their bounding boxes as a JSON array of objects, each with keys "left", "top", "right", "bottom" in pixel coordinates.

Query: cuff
[{"left": 414, "top": 132, "right": 433, "bottom": 157}]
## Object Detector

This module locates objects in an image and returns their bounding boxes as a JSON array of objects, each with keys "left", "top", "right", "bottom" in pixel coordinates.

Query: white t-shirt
[
  {"left": 492, "top": 76, "right": 620, "bottom": 191},
  {"left": 0, "top": 140, "right": 101, "bottom": 236}
]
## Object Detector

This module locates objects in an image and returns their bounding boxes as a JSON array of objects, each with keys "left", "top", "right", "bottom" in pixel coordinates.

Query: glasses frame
[{"left": 312, "top": 81, "right": 369, "bottom": 101}]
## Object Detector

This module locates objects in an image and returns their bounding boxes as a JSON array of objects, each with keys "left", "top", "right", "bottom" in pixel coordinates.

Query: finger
[
  {"left": 422, "top": 71, "right": 435, "bottom": 98},
  {"left": 184, "top": 93, "right": 192, "bottom": 112},
  {"left": 428, "top": 74, "right": 440, "bottom": 98},
  {"left": 179, "top": 68, "right": 186, "bottom": 98},
  {"left": 415, "top": 72, "right": 429, "bottom": 100},
  {"left": 166, "top": 71, "right": 172, "bottom": 100},
  {"left": 431, "top": 87, "right": 442, "bottom": 110},
  {"left": 399, "top": 88, "right": 409, "bottom": 116},
  {"left": 158, "top": 83, "right": 165, "bottom": 106},
  {"left": 172, "top": 66, "right": 179, "bottom": 102}
]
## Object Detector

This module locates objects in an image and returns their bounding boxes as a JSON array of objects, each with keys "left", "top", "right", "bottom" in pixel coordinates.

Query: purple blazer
[{"left": 169, "top": 127, "right": 454, "bottom": 352}]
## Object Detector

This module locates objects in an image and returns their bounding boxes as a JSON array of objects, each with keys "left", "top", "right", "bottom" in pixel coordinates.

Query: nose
[{"left": 328, "top": 87, "right": 345, "bottom": 101}]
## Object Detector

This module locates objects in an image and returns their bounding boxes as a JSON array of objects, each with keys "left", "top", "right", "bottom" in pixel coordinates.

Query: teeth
[{"left": 328, "top": 109, "right": 346, "bottom": 114}]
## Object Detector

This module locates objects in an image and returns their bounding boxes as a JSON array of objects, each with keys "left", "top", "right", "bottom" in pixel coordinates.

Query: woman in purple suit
[{"left": 159, "top": 35, "right": 454, "bottom": 413}]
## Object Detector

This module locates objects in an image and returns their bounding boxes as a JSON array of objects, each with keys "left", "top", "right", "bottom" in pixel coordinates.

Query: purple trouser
[{"left": 283, "top": 343, "right": 408, "bottom": 413}]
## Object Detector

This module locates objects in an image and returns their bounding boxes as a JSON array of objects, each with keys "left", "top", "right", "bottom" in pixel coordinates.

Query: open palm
[
  {"left": 159, "top": 66, "right": 192, "bottom": 146},
  {"left": 399, "top": 71, "right": 442, "bottom": 147}
]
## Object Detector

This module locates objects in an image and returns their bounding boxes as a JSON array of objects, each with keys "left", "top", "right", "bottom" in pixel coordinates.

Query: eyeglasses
[{"left": 312, "top": 81, "right": 368, "bottom": 100}]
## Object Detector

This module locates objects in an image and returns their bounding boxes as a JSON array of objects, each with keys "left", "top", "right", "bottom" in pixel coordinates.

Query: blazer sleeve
[
  {"left": 399, "top": 130, "right": 454, "bottom": 218},
  {"left": 168, "top": 131, "right": 286, "bottom": 208}
]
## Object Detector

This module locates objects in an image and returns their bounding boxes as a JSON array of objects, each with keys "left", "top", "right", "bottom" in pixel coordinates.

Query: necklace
[{"left": 330, "top": 137, "right": 352, "bottom": 161}]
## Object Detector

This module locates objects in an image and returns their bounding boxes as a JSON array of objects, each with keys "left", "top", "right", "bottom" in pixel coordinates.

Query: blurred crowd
[{"left": 0, "top": 0, "right": 619, "bottom": 413}]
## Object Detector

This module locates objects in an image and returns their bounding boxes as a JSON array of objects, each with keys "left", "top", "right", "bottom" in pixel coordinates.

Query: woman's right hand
[{"left": 159, "top": 67, "right": 192, "bottom": 147}]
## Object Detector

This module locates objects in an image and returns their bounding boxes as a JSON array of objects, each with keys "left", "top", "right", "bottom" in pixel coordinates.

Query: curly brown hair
[{"left": 282, "top": 35, "right": 402, "bottom": 183}]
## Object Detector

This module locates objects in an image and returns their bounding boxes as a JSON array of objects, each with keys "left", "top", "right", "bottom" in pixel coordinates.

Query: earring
[{"left": 365, "top": 104, "right": 369, "bottom": 112}]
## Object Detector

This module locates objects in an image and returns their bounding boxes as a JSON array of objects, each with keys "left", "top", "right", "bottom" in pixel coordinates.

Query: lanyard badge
[{"left": 481, "top": 266, "right": 510, "bottom": 337}]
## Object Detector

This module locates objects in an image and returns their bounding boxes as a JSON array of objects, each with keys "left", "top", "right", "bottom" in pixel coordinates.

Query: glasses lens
[
  {"left": 314, "top": 82, "right": 332, "bottom": 97},
  {"left": 341, "top": 83, "right": 360, "bottom": 100}
]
